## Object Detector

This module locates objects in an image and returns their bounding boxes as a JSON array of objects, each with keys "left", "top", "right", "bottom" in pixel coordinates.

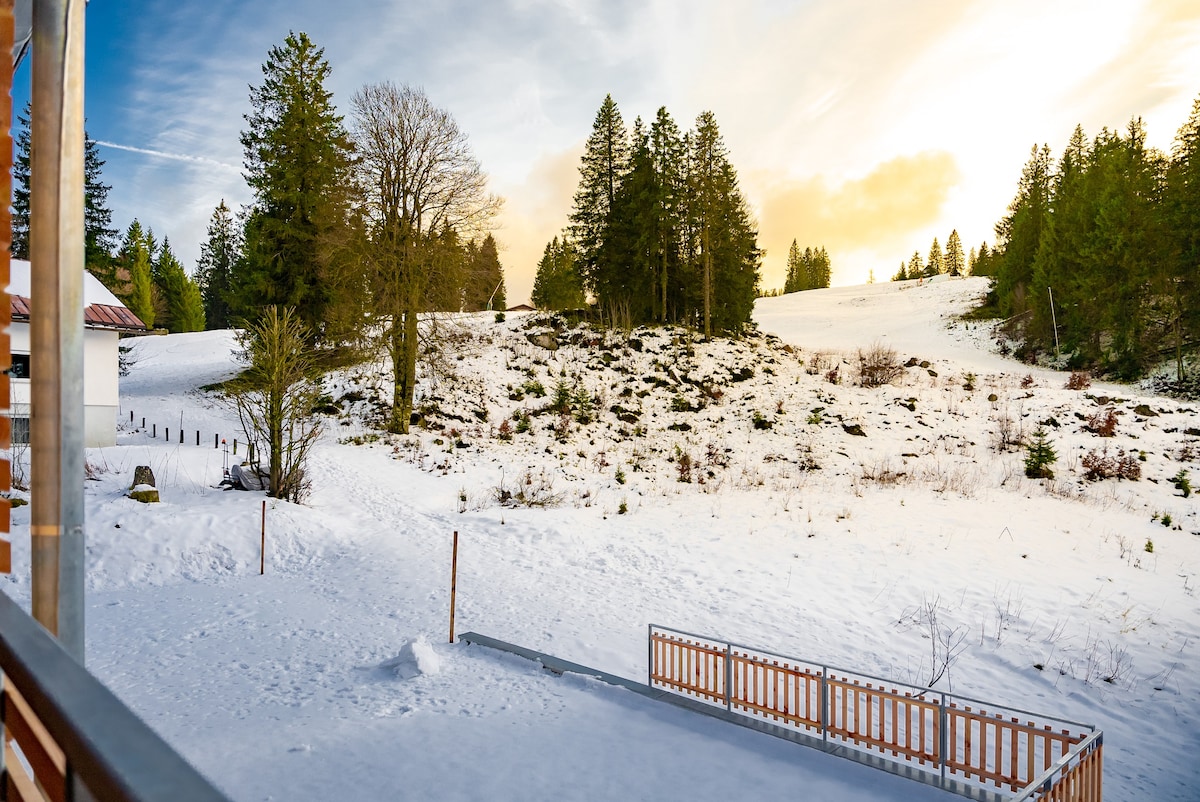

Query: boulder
[
  {"left": 129, "top": 466, "right": 159, "bottom": 503},
  {"left": 526, "top": 331, "right": 559, "bottom": 351}
]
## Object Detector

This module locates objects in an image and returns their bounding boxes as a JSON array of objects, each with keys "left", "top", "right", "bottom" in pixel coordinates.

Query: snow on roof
[{"left": 7, "top": 259, "right": 147, "bottom": 330}]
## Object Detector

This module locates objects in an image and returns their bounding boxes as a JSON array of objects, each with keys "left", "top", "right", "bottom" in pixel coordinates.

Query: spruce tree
[
  {"left": 11, "top": 103, "right": 119, "bottom": 285},
  {"left": 153, "top": 238, "right": 205, "bottom": 333},
  {"left": 118, "top": 221, "right": 155, "bottom": 328},
  {"left": 893, "top": 260, "right": 908, "bottom": 282},
  {"left": 945, "top": 230, "right": 965, "bottom": 276},
  {"left": 468, "top": 233, "right": 506, "bottom": 311},
  {"left": 649, "top": 107, "right": 687, "bottom": 322},
  {"left": 195, "top": 200, "right": 241, "bottom": 330},
  {"left": 1165, "top": 94, "right": 1200, "bottom": 380},
  {"left": 570, "top": 95, "right": 630, "bottom": 305},
  {"left": 784, "top": 239, "right": 806, "bottom": 292},
  {"left": 531, "top": 236, "right": 586, "bottom": 310},
  {"left": 908, "top": 251, "right": 923, "bottom": 278},
  {"left": 236, "top": 31, "right": 356, "bottom": 344},
  {"left": 926, "top": 237, "right": 944, "bottom": 277},
  {"left": 995, "top": 144, "right": 1053, "bottom": 315},
  {"left": 1024, "top": 427, "right": 1058, "bottom": 479}
]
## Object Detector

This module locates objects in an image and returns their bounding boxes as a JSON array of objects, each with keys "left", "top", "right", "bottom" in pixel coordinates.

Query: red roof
[{"left": 10, "top": 295, "right": 148, "bottom": 331}]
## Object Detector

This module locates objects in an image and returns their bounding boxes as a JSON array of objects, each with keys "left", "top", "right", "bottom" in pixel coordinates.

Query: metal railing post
[
  {"left": 939, "top": 694, "right": 948, "bottom": 779},
  {"left": 647, "top": 624, "right": 653, "bottom": 688},
  {"left": 821, "top": 665, "right": 829, "bottom": 744},
  {"left": 725, "top": 644, "right": 732, "bottom": 712}
]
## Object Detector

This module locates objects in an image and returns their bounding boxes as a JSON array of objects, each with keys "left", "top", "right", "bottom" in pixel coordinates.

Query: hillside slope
[{"left": 2, "top": 277, "right": 1196, "bottom": 800}]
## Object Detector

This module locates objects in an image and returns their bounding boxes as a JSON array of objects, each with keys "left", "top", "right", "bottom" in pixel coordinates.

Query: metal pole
[
  {"left": 259, "top": 500, "right": 266, "bottom": 575},
  {"left": 724, "top": 644, "right": 732, "bottom": 712},
  {"left": 1048, "top": 286, "right": 1060, "bottom": 359},
  {"left": 448, "top": 531, "right": 458, "bottom": 642},
  {"left": 30, "top": 0, "right": 87, "bottom": 662}
]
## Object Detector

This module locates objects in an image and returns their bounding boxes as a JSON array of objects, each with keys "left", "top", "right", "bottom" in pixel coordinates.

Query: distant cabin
[
  {"left": 7, "top": 259, "right": 148, "bottom": 447},
  {"left": 506, "top": 303, "right": 534, "bottom": 313}
]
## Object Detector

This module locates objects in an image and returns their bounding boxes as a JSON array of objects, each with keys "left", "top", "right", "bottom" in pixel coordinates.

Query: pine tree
[
  {"left": 153, "top": 238, "right": 205, "bottom": 333},
  {"left": 893, "top": 260, "right": 908, "bottom": 282},
  {"left": 995, "top": 144, "right": 1053, "bottom": 315},
  {"left": 1024, "top": 426, "right": 1058, "bottom": 479},
  {"left": 926, "top": 237, "right": 944, "bottom": 276},
  {"left": 908, "top": 251, "right": 923, "bottom": 279},
  {"left": 1165, "top": 94, "right": 1200, "bottom": 380},
  {"left": 195, "top": 200, "right": 241, "bottom": 330},
  {"left": 531, "top": 235, "right": 586, "bottom": 310},
  {"left": 236, "top": 31, "right": 356, "bottom": 344},
  {"left": 945, "top": 229, "right": 965, "bottom": 276},
  {"left": 689, "top": 111, "right": 760, "bottom": 335},
  {"left": 118, "top": 220, "right": 155, "bottom": 328},
  {"left": 570, "top": 95, "right": 630, "bottom": 306},
  {"left": 784, "top": 239, "right": 805, "bottom": 292},
  {"left": 11, "top": 104, "right": 31, "bottom": 260},
  {"left": 649, "top": 107, "right": 687, "bottom": 322},
  {"left": 467, "top": 233, "right": 506, "bottom": 311},
  {"left": 11, "top": 103, "right": 119, "bottom": 285}
]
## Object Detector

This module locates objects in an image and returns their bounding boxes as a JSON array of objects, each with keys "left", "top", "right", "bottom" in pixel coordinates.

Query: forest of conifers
[{"left": 973, "top": 95, "right": 1200, "bottom": 382}]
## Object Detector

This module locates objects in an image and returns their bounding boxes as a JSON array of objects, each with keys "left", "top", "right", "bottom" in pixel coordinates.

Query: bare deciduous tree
[
  {"left": 228, "top": 306, "right": 322, "bottom": 502},
  {"left": 350, "top": 82, "right": 501, "bottom": 433}
]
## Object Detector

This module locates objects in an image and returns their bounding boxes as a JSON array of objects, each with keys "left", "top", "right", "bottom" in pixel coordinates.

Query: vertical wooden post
[
  {"left": 195, "top": 430, "right": 199, "bottom": 446},
  {"left": 152, "top": 423, "right": 155, "bottom": 438},
  {"left": 260, "top": 500, "right": 266, "bottom": 575},
  {"left": 449, "top": 530, "right": 459, "bottom": 643},
  {"left": 214, "top": 433, "right": 219, "bottom": 449}
]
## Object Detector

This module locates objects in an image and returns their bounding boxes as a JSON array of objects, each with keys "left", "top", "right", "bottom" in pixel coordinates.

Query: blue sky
[{"left": 13, "top": 0, "right": 1200, "bottom": 302}]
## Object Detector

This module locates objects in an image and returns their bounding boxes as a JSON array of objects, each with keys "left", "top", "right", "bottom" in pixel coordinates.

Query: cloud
[{"left": 751, "top": 151, "right": 962, "bottom": 287}]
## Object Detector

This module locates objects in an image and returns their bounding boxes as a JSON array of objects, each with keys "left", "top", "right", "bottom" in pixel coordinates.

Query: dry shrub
[
  {"left": 857, "top": 342, "right": 902, "bottom": 388},
  {"left": 1081, "top": 448, "right": 1141, "bottom": 481},
  {"left": 1065, "top": 371, "right": 1091, "bottom": 390},
  {"left": 1087, "top": 407, "right": 1118, "bottom": 437}
]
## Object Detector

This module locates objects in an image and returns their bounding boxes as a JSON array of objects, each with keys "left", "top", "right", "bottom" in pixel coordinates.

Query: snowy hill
[{"left": 2, "top": 276, "right": 1197, "bottom": 801}]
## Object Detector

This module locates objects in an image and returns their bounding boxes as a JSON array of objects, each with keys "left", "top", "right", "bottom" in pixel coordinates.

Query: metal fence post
[
  {"left": 939, "top": 694, "right": 948, "bottom": 779},
  {"left": 647, "top": 625, "right": 653, "bottom": 688},
  {"left": 821, "top": 665, "right": 829, "bottom": 744},
  {"left": 725, "top": 644, "right": 733, "bottom": 712}
]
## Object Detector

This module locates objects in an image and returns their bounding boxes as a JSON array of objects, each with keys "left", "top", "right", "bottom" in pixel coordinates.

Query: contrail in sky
[{"left": 93, "top": 140, "right": 240, "bottom": 172}]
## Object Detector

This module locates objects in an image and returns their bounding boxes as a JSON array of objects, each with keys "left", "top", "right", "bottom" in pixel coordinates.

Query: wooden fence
[{"left": 649, "top": 625, "right": 1102, "bottom": 801}]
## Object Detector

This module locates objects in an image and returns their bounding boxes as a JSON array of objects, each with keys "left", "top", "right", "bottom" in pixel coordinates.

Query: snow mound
[{"left": 379, "top": 635, "right": 441, "bottom": 679}]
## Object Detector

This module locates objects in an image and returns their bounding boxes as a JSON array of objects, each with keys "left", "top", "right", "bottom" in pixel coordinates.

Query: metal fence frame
[
  {"left": 649, "top": 624, "right": 1102, "bottom": 801},
  {"left": 0, "top": 590, "right": 230, "bottom": 801}
]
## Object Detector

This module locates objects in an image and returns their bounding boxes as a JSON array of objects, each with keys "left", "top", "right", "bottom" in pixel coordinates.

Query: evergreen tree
[
  {"left": 973, "top": 242, "right": 992, "bottom": 276},
  {"left": 466, "top": 233, "right": 506, "bottom": 311},
  {"left": 153, "top": 238, "right": 205, "bottom": 333},
  {"left": 602, "top": 117, "right": 658, "bottom": 325},
  {"left": 1024, "top": 426, "right": 1058, "bottom": 479},
  {"left": 908, "top": 251, "right": 923, "bottom": 279},
  {"left": 1164, "top": 94, "right": 1200, "bottom": 380},
  {"left": 118, "top": 220, "right": 155, "bottom": 328},
  {"left": 570, "top": 95, "right": 630, "bottom": 307},
  {"left": 648, "top": 107, "right": 687, "bottom": 322},
  {"left": 11, "top": 104, "right": 31, "bottom": 260},
  {"left": 236, "top": 31, "right": 356, "bottom": 344},
  {"left": 994, "top": 144, "right": 1053, "bottom": 315},
  {"left": 195, "top": 200, "right": 241, "bottom": 330},
  {"left": 945, "top": 229, "right": 965, "bottom": 276},
  {"left": 531, "top": 235, "right": 586, "bottom": 310},
  {"left": 784, "top": 239, "right": 806, "bottom": 292},
  {"left": 11, "top": 103, "right": 119, "bottom": 286},
  {"left": 689, "top": 111, "right": 759, "bottom": 335},
  {"left": 892, "top": 260, "right": 908, "bottom": 282},
  {"left": 926, "top": 237, "right": 944, "bottom": 277}
]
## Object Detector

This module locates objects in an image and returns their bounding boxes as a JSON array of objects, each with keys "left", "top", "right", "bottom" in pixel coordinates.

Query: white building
[{"left": 8, "top": 259, "right": 148, "bottom": 447}]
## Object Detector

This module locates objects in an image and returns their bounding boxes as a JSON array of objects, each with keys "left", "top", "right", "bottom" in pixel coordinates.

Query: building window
[
  {"left": 11, "top": 416, "right": 30, "bottom": 445},
  {"left": 7, "top": 354, "right": 30, "bottom": 379}
]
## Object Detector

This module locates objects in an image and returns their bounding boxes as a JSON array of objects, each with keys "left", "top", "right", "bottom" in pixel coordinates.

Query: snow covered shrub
[
  {"left": 1087, "top": 407, "right": 1118, "bottom": 437},
  {"left": 856, "top": 342, "right": 902, "bottom": 387},
  {"left": 496, "top": 418, "right": 513, "bottom": 441},
  {"left": 1065, "top": 371, "right": 1091, "bottom": 390},
  {"left": 495, "top": 469, "right": 563, "bottom": 508},
  {"left": 674, "top": 448, "right": 694, "bottom": 483},
  {"left": 1024, "top": 427, "right": 1058, "bottom": 479},
  {"left": 990, "top": 410, "right": 1025, "bottom": 452},
  {"left": 752, "top": 411, "right": 773, "bottom": 430}
]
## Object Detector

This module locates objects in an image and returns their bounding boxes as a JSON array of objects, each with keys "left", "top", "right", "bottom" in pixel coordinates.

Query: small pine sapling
[
  {"left": 1170, "top": 469, "right": 1191, "bottom": 498},
  {"left": 1024, "top": 426, "right": 1057, "bottom": 479}
]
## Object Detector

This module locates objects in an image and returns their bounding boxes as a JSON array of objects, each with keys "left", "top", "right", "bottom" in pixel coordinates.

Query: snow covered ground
[{"left": 3, "top": 275, "right": 1198, "bottom": 801}]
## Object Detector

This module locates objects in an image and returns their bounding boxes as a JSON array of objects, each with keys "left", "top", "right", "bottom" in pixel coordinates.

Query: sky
[{"left": 13, "top": 0, "right": 1200, "bottom": 303}]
